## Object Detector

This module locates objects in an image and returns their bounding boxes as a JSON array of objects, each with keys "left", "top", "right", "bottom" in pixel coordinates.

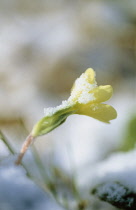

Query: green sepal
[{"left": 31, "top": 108, "right": 75, "bottom": 137}]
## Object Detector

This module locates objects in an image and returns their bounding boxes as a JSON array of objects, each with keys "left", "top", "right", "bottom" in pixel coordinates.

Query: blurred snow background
[{"left": 0, "top": 0, "right": 136, "bottom": 209}]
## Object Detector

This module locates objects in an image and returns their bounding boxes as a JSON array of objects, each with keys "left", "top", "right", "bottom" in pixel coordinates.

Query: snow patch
[
  {"left": 86, "top": 150, "right": 136, "bottom": 194},
  {"left": 68, "top": 72, "right": 97, "bottom": 104},
  {"left": 44, "top": 100, "right": 71, "bottom": 117}
]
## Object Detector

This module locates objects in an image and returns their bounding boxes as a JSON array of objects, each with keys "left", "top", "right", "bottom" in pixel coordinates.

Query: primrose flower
[
  {"left": 32, "top": 68, "right": 117, "bottom": 137},
  {"left": 16, "top": 68, "right": 117, "bottom": 165}
]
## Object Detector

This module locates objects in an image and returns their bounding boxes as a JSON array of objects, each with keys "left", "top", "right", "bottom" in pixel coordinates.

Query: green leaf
[
  {"left": 91, "top": 182, "right": 136, "bottom": 210},
  {"left": 120, "top": 115, "right": 136, "bottom": 151}
]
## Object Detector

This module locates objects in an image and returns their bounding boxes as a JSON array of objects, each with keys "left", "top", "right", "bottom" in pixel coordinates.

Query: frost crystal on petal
[
  {"left": 68, "top": 72, "right": 97, "bottom": 104},
  {"left": 90, "top": 104, "right": 99, "bottom": 111},
  {"left": 78, "top": 92, "right": 95, "bottom": 104},
  {"left": 44, "top": 100, "right": 72, "bottom": 117}
]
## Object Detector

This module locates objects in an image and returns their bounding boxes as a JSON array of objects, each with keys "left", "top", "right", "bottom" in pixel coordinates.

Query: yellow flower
[
  {"left": 16, "top": 68, "right": 117, "bottom": 164},
  {"left": 32, "top": 68, "right": 117, "bottom": 137},
  {"left": 68, "top": 68, "right": 117, "bottom": 123}
]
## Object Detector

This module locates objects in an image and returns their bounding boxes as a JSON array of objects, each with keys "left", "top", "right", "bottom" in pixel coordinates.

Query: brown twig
[{"left": 15, "top": 134, "right": 35, "bottom": 165}]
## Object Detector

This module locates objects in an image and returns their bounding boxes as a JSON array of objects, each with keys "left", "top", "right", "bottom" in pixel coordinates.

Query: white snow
[
  {"left": 68, "top": 71, "right": 97, "bottom": 104},
  {"left": 0, "top": 156, "right": 63, "bottom": 210},
  {"left": 44, "top": 100, "right": 71, "bottom": 117},
  {"left": 79, "top": 150, "right": 136, "bottom": 199},
  {"left": 93, "top": 181, "right": 134, "bottom": 208},
  {"left": 95, "top": 182, "right": 128, "bottom": 200}
]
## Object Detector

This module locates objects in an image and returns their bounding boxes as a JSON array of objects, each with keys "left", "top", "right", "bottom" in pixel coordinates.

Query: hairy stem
[{"left": 15, "top": 134, "right": 35, "bottom": 165}]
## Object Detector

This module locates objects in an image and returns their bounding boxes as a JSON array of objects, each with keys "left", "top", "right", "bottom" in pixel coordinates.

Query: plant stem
[
  {"left": 0, "top": 130, "right": 15, "bottom": 154},
  {"left": 31, "top": 145, "right": 48, "bottom": 186},
  {"left": 0, "top": 130, "right": 32, "bottom": 178},
  {"left": 15, "top": 134, "right": 35, "bottom": 165}
]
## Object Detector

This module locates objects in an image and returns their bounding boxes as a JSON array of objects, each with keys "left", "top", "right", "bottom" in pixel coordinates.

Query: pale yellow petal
[
  {"left": 92, "top": 85, "right": 113, "bottom": 103},
  {"left": 76, "top": 103, "right": 117, "bottom": 123},
  {"left": 84, "top": 68, "right": 96, "bottom": 84},
  {"left": 69, "top": 68, "right": 97, "bottom": 104}
]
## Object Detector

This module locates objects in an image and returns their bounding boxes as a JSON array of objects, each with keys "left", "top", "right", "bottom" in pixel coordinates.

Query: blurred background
[{"left": 0, "top": 0, "right": 136, "bottom": 209}]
